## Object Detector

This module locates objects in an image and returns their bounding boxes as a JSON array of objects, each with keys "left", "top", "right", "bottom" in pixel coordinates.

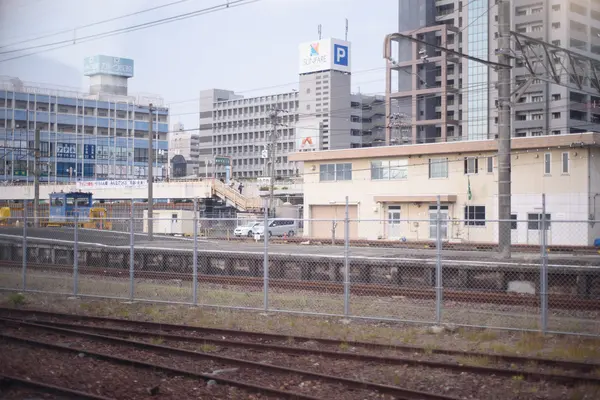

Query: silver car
[{"left": 233, "top": 221, "right": 261, "bottom": 237}]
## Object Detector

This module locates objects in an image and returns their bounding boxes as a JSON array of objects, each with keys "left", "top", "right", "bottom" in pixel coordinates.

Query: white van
[{"left": 254, "top": 218, "right": 298, "bottom": 238}]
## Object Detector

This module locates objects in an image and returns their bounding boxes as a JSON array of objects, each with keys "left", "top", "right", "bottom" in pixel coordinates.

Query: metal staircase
[{"left": 211, "top": 180, "right": 263, "bottom": 212}]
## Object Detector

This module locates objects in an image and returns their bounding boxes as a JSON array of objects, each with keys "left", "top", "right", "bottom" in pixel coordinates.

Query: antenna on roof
[{"left": 345, "top": 18, "right": 348, "bottom": 41}]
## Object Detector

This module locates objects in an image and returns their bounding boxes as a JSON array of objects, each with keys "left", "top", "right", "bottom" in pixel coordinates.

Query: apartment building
[
  {"left": 0, "top": 55, "right": 169, "bottom": 183},
  {"left": 388, "top": 0, "right": 600, "bottom": 144},
  {"left": 289, "top": 132, "right": 600, "bottom": 246},
  {"left": 508, "top": 0, "right": 600, "bottom": 137},
  {"left": 199, "top": 89, "right": 301, "bottom": 179}
]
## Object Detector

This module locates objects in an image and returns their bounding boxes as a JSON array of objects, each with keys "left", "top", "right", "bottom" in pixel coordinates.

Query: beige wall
[{"left": 301, "top": 147, "right": 597, "bottom": 245}]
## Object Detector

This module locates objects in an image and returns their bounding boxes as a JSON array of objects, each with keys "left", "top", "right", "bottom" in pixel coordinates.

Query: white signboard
[
  {"left": 76, "top": 180, "right": 148, "bottom": 190},
  {"left": 298, "top": 38, "right": 351, "bottom": 74},
  {"left": 295, "top": 127, "right": 319, "bottom": 152}
]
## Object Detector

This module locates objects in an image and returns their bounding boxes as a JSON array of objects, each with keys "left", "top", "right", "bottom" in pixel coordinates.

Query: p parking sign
[{"left": 333, "top": 44, "right": 349, "bottom": 66}]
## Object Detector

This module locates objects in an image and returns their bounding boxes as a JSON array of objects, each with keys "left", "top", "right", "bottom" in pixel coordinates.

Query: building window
[
  {"left": 562, "top": 152, "right": 569, "bottom": 174},
  {"left": 371, "top": 159, "right": 408, "bottom": 180},
  {"left": 552, "top": 112, "right": 561, "bottom": 119},
  {"left": 544, "top": 153, "right": 551, "bottom": 174},
  {"left": 531, "top": 113, "right": 543, "bottom": 120},
  {"left": 527, "top": 213, "right": 551, "bottom": 230},
  {"left": 487, "top": 156, "right": 493, "bottom": 173},
  {"left": 511, "top": 214, "right": 517, "bottom": 230},
  {"left": 552, "top": 94, "right": 561, "bottom": 101},
  {"left": 464, "top": 157, "right": 478, "bottom": 174},
  {"left": 319, "top": 163, "right": 352, "bottom": 181},
  {"left": 429, "top": 158, "right": 448, "bottom": 178},
  {"left": 464, "top": 206, "right": 486, "bottom": 226}
]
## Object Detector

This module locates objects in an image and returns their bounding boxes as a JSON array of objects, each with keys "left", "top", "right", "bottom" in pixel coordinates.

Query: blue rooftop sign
[{"left": 84, "top": 55, "right": 134, "bottom": 77}]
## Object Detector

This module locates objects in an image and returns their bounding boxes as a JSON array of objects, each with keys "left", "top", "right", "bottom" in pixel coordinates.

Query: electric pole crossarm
[
  {"left": 386, "top": 32, "right": 511, "bottom": 70},
  {"left": 511, "top": 31, "right": 600, "bottom": 95}
]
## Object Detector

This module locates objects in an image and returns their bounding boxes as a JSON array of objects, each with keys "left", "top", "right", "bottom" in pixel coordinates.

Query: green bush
[
  {"left": 259, "top": 186, "right": 270, "bottom": 191},
  {"left": 8, "top": 293, "right": 25, "bottom": 306}
]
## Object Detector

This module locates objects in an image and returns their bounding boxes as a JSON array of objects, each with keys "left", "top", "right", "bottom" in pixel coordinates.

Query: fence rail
[{"left": 0, "top": 196, "right": 598, "bottom": 336}]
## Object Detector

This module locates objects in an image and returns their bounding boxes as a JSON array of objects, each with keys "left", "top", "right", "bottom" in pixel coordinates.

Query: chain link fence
[{"left": 0, "top": 199, "right": 598, "bottom": 336}]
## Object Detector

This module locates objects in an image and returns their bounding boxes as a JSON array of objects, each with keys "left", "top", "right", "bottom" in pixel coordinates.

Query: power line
[
  {"left": 0, "top": 0, "right": 200, "bottom": 50},
  {"left": 0, "top": 0, "right": 261, "bottom": 63}
]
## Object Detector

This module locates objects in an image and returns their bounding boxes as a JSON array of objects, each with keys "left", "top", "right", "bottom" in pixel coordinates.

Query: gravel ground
[
  {"left": 133, "top": 334, "right": 599, "bottom": 400},
  {"left": 0, "top": 341, "right": 259, "bottom": 400},
  {"left": 1, "top": 269, "right": 599, "bottom": 335},
  {"left": 1, "top": 291, "right": 599, "bottom": 364},
  {"left": 0, "top": 324, "right": 395, "bottom": 400},
  {"left": 0, "top": 387, "right": 71, "bottom": 400},
  {"left": 65, "top": 320, "right": 595, "bottom": 376}
]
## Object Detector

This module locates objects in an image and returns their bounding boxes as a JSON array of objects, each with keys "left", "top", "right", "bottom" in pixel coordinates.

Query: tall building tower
[
  {"left": 390, "top": 0, "right": 600, "bottom": 143},
  {"left": 296, "top": 38, "right": 353, "bottom": 151}
]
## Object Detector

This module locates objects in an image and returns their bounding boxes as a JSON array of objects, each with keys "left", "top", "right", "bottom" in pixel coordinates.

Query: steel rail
[
  {"left": 0, "top": 374, "right": 115, "bottom": 400},
  {"left": 1, "top": 261, "right": 598, "bottom": 310},
  {"left": 11, "top": 316, "right": 600, "bottom": 386},
  {"left": 1, "top": 308, "right": 598, "bottom": 374},
  {"left": 0, "top": 318, "right": 459, "bottom": 400}
]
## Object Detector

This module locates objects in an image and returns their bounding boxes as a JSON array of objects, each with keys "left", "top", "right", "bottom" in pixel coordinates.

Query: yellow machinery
[
  {"left": 83, "top": 207, "right": 112, "bottom": 230},
  {"left": 0, "top": 207, "right": 11, "bottom": 226}
]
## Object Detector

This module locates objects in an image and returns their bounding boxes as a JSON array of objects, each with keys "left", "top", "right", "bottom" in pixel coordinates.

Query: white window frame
[
  {"left": 487, "top": 156, "right": 494, "bottom": 173},
  {"left": 544, "top": 153, "right": 551, "bottom": 175},
  {"left": 464, "top": 157, "right": 478, "bottom": 175},
  {"left": 429, "top": 157, "right": 449, "bottom": 179},
  {"left": 561, "top": 152, "right": 569, "bottom": 174},
  {"left": 371, "top": 159, "right": 408, "bottom": 180}
]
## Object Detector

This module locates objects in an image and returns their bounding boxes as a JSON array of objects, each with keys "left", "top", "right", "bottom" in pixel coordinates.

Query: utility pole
[
  {"left": 33, "top": 129, "right": 40, "bottom": 227},
  {"left": 497, "top": 0, "right": 512, "bottom": 258},
  {"left": 266, "top": 106, "right": 287, "bottom": 217},
  {"left": 147, "top": 103, "right": 154, "bottom": 241}
]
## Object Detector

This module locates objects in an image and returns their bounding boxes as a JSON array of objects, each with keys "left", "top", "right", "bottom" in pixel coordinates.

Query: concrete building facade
[
  {"left": 388, "top": 0, "right": 600, "bottom": 145},
  {"left": 289, "top": 132, "right": 600, "bottom": 246},
  {"left": 168, "top": 122, "right": 200, "bottom": 177},
  {"left": 0, "top": 56, "right": 169, "bottom": 183},
  {"left": 199, "top": 89, "right": 300, "bottom": 179}
]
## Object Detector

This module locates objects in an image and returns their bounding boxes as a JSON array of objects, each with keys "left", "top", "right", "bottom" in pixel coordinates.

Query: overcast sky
[{"left": 0, "top": 0, "right": 397, "bottom": 127}]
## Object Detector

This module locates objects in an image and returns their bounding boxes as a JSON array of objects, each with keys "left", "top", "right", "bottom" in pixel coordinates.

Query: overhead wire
[
  {"left": 0, "top": 0, "right": 261, "bottom": 63},
  {"left": 0, "top": 0, "right": 200, "bottom": 50}
]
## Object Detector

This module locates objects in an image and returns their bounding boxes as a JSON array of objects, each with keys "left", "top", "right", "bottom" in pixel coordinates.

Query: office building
[
  {"left": 387, "top": 0, "right": 600, "bottom": 145},
  {"left": 199, "top": 38, "right": 385, "bottom": 180},
  {"left": 296, "top": 38, "right": 385, "bottom": 151},
  {"left": 0, "top": 55, "right": 169, "bottom": 183},
  {"left": 199, "top": 89, "right": 300, "bottom": 179}
]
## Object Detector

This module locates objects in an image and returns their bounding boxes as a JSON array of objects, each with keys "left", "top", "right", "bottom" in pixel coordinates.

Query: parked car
[
  {"left": 594, "top": 238, "right": 600, "bottom": 248},
  {"left": 254, "top": 218, "right": 298, "bottom": 238},
  {"left": 233, "top": 221, "right": 261, "bottom": 237}
]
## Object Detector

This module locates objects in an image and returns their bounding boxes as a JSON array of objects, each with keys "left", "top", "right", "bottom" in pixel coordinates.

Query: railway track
[
  {"left": 0, "top": 316, "right": 457, "bottom": 399},
  {"left": 0, "top": 373, "right": 113, "bottom": 400},
  {"left": 1, "top": 308, "right": 599, "bottom": 399},
  {"left": 2, "top": 260, "right": 599, "bottom": 310}
]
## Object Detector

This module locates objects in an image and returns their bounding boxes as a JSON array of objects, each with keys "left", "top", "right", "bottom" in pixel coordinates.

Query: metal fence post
[
  {"left": 22, "top": 200, "right": 28, "bottom": 290},
  {"left": 435, "top": 195, "right": 442, "bottom": 325},
  {"left": 129, "top": 199, "right": 135, "bottom": 301},
  {"left": 192, "top": 197, "right": 198, "bottom": 305},
  {"left": 540, "top": 193, "right": 548, "bottom": 333},
  {"left": 343, "top": 196, "right": 350, "bottom": 317},
  {"left": 263, "top": 197, "right": 269, "bottom": 312},
  {"left": 73, "top": 211, "right": 79, "bottom": 296}
]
